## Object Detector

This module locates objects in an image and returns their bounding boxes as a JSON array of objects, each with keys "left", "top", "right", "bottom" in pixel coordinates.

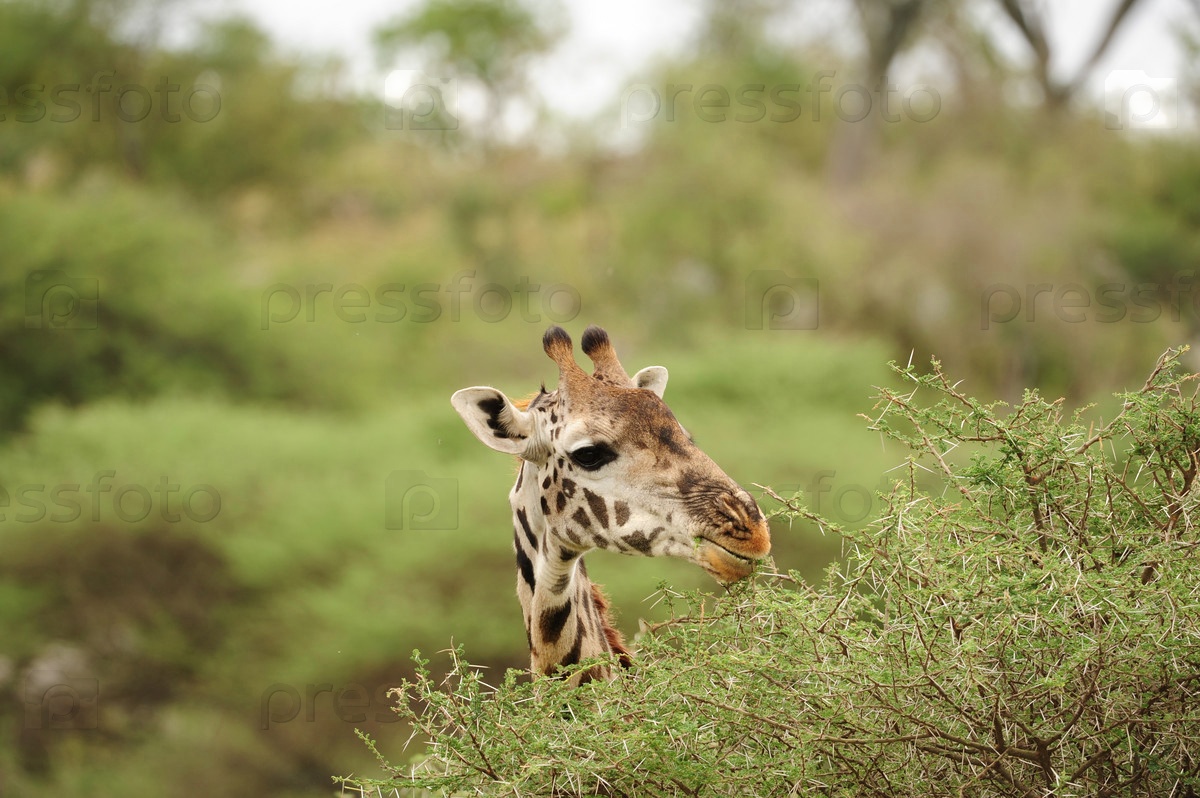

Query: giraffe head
[{"left": 452, "top": 325, "right": 771, "bottom": 583}]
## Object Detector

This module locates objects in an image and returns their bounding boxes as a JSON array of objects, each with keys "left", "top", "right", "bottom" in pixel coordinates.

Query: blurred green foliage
[
  {"left": 0, "top": 183, "right": 376, "bottom": 433},
  {"left": 0, "top": 0, "right": 1197, "bottom": 795},
  {"left": 375, "top": 0, "right": 561, "bottom": 108},
  {"left": 0, "top": 1, "right": 353, "bottom": 194}
]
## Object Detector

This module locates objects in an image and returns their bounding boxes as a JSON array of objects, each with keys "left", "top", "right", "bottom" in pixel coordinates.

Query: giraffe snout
[
  {"left": 714, "top": 491, "right": 772, "bottom": 558},
  {"left": 697, "top": 491, "right": 772, "bottom": 583}
]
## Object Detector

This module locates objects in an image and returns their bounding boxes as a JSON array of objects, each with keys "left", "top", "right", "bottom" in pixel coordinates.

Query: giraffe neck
[{"left": 511, "top": 461, "right": 630, "bottom": 683}]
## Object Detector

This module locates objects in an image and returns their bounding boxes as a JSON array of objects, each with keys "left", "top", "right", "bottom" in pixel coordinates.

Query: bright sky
[{"left": 194, "top": 0, "right": 1192, "bottom": 129}]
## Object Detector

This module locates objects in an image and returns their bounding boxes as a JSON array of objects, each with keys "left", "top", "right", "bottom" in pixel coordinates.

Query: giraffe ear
[
  {"left": 451, "top": 387, "right": 535, "bottom": 455},
  {"left": 632, "top": 366, "right": 668, "bottom": 398}
]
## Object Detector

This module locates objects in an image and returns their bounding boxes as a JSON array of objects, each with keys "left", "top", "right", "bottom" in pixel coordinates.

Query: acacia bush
[{"left": 347, "top": 349, "right": 1200, "bottom": 797}]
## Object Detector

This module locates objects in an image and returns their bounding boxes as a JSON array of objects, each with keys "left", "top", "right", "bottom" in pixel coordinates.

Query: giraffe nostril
[
  {"left": 711, "top": 491, "right": 771, "bottom": 555},
  {"left": 714, "top": 493, "right": 758, "bottom": 539},
  {"left": 721, "top": 493, "right": 756, "bottom": 522},
  {"left": 738, "top": 493, "right": 763, "bottom": 523}
]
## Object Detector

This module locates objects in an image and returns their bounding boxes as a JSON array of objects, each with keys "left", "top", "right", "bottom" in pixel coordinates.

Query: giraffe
[{"left": 451, "top": 325, "right": 771, "bottom": 684}]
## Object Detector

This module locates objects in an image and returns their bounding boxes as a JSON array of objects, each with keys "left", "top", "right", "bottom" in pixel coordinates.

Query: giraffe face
[
  {"left": 452, "top": 326, "right": 771, "bottom": 583},
  {"left": 542, "top": 385, "right": 770, "bottom": 582}
]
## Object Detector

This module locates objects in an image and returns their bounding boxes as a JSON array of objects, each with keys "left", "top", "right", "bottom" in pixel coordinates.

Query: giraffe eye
[{"left": 569, "top": 444, "right": 616, "bottom": 471}]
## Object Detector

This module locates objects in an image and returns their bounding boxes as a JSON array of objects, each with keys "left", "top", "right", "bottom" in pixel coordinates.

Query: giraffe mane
[
  {"left": 512, "top": 382, "right": 555, "bottom": 412},
  {"left": 590, "top": 583, "right": 632, "bottom": 669}
]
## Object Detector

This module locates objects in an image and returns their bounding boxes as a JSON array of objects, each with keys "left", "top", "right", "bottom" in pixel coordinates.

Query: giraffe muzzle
[
  {"left": 696, "top": 536, "right": 766, "bottom": 583},
  {"left": 695, "top": 491, "right": 771, "bottom": 583}
]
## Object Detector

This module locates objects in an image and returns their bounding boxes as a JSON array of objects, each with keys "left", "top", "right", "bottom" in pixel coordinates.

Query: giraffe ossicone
[{"left": 451, "top": 325, "right": 771, "bottom": 683}]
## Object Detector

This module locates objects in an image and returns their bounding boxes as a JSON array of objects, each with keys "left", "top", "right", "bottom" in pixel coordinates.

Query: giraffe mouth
[
  {"left": 695, "top": 538, "right": 761, "bottom": 584},
  {"left": 713, "top": 542, "right": 754, "bottom": 563}
]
